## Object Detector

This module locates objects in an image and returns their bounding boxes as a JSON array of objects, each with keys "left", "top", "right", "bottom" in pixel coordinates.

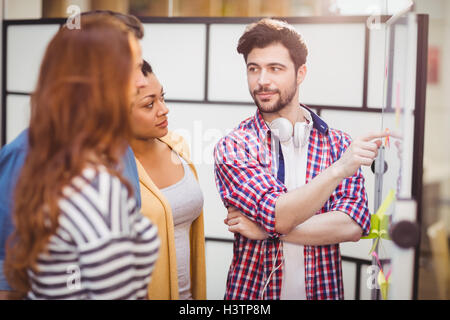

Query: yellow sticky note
[{"left": 378, "top": 270, "right": 390, "bottom": 300}]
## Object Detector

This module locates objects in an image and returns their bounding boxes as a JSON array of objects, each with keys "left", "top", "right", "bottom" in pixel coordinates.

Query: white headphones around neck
[{"left": 268, "top": 117, "right": 311, "bottom": 149}]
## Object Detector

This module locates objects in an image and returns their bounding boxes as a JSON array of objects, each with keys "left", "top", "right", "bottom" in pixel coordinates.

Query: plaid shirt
[{"left": 214, "top": 105, "right": 370, "bottom": 300}]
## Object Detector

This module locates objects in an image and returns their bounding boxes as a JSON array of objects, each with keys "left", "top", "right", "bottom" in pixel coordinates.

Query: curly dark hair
[{"left": 237, "top": 18, "right": 308, "bottom": 72}]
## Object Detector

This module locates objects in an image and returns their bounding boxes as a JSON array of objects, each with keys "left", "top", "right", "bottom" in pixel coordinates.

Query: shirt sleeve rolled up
[{"left": 214, "top": 135, "right": 287, "bottom": 238}]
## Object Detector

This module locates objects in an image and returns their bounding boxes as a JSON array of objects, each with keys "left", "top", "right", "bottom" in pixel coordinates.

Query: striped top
[{"left": 27, "top": 166, "right": 160, "bottom": 300}]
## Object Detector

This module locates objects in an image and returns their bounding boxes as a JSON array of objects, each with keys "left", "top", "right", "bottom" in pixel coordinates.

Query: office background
[{"left": 0, "top": 0, "right": 448, "bottom": 300}]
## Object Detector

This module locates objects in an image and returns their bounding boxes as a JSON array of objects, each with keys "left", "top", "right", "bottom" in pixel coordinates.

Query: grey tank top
[{"left": 160, "top": 155, "right": 204, "bottom": 300}]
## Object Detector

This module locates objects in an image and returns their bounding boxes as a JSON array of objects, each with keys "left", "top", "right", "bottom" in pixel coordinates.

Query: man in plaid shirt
[{"left": 214, "top": 18, "right": 386, "bottom": 300}]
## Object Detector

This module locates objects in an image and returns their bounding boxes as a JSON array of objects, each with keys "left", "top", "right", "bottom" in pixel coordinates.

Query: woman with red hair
[{"left": 4, "top": 15, "right": 159, "bottom": 300}]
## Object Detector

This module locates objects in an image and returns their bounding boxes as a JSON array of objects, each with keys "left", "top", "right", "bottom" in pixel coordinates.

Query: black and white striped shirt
[{"left": 27, "top": 166, "right": 160, "bottom": 300}]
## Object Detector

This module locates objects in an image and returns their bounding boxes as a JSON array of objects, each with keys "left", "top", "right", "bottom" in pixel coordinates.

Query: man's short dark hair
[
  {"left": 81, "top": 10, "right": 144, "bottom": 39},
  {"left": 237, "top": 18, "right": 308, "bottom": 72},
  {"left": 141, "top": 60, "right": 153, "bottom": 76}
]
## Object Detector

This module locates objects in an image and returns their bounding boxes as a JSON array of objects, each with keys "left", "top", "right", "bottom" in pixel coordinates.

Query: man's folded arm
[
  {"left": 214, "top": 137, "right": 286, "bottom": 238},
  {"left": 214, "top": 135, "right": 344, "bottom": 236}
]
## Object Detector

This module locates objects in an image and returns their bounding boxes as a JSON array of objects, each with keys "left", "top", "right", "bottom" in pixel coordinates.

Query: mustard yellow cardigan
[{"left": 136, "top": 131, "right": 206, "bottom": 300}]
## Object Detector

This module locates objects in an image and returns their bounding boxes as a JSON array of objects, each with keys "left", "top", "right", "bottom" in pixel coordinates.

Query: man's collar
[
  {"left": 254, "top": 104, "right": 329, "bottom": 138},
  {"left": 254, "top": 108, "right": 271, "bottom": 140},
  {"left": 300, "top": 104, "right": 329, "bottom": 135}
]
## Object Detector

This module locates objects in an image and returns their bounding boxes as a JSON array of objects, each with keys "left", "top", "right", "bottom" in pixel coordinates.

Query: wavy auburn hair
[{"left": 4, "top": 15, "right": 136, "bottom": 295}]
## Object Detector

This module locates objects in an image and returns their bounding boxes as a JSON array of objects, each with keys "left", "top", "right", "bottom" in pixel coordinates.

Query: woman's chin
[{"left": 158, "top": 127, "right": 169, "bottom": 137}]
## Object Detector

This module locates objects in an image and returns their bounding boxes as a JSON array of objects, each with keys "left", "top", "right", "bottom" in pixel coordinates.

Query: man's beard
[{"left": 251, "top": 81, "right": 298, "bottom": 114}]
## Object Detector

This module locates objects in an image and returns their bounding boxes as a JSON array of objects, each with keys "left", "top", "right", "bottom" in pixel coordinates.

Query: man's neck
[{"left": 262, "top": 101, "right": 306, "bottom": 126}]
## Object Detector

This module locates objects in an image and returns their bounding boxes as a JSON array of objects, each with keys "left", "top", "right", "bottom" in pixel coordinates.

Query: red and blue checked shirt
[{"left": 213, "top": 105, "right": 371, "bottom": 300}]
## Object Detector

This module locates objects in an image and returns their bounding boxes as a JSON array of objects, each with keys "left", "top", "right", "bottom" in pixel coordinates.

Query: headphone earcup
[
  {"left": 293, "top": 122, "right": 302, "bottom": 148},
  {"left": 268, "top": 118, "right": 293, "bottom": 144},
  {"left": 294, "top": 122, "right": 310, "bottom": 149}
]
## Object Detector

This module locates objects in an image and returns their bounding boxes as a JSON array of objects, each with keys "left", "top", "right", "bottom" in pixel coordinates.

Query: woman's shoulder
[
  {"left": 66, "top": 165, "right": 125, "bottom": 194},
  {"left": 56, "top": 165, "right": 139, "bottom": 245},
  {"left": 160, "top": 131, "right": 191, "bottom": 160},
  {"left": 61, "top": 165, "right": 137, "bottom": 220}
]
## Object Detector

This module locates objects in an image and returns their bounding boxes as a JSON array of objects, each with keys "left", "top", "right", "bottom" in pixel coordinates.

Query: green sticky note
[
  {"left": 362, "top": 214, "right": 380, "bottom": 239},
  {"left": 361, "top": 189, "right": 395, "bottom": 241},
  {"left": 368, "top": 237, "right": 379, "bottom": 254},
  {"left": 380, "top": 212, "right": 391, "bottom": 240}
]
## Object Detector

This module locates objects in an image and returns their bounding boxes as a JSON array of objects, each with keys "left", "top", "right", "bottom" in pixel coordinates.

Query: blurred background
[
  {"left": 3, "top": 0, "right": 422, "bottom": 18},
  {"left": 1, "top": 0, "right": 449, "bottom": 300}
]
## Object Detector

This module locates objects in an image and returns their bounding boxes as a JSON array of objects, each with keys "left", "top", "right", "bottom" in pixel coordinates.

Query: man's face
[{"left": 246, "top": 42, "right": 303, "bottom": 114}]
